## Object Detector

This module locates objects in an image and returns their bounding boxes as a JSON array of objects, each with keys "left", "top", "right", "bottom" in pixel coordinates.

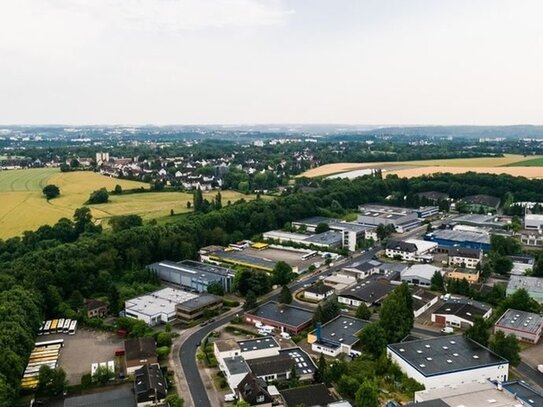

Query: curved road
[{"left": 179, "top": 248, "right": 380, "bottom": 407}]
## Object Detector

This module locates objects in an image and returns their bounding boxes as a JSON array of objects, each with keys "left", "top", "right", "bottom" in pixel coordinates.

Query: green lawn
[{"left": 507, "top": 157, "right": 543, "bottom": 167}]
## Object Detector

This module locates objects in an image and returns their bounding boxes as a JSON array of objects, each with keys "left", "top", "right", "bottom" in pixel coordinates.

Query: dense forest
[{"left": 3, "top": 172, "right": 543, "bottom": 404}]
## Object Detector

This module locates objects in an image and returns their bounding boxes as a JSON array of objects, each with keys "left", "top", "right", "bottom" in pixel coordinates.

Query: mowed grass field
[
  {"left": 300, "top": 154, "right": 543, "bottom": 178},
  {"left": 0, "top": 168, "right": 254, "bottom": 239}
]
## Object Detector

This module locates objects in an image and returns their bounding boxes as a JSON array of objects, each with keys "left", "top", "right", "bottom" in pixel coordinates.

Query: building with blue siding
[{"left": 424, "top": 229, "right": 491, "bottom": 251}]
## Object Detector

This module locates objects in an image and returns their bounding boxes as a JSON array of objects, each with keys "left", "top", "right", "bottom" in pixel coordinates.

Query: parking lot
[{"left": 45, "top": 328, "right": 124, "bottom": 384}]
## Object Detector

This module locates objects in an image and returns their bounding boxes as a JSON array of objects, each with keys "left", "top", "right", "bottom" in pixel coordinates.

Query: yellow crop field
[
  {"left": 0, "top": 168, "right": 256, "bottom": 239},
  {"left": 388, "top": 166, "right": 543, "bottom": 179},
  {"left": 299, "top": 154, "right": 541, "bottom": 178}
]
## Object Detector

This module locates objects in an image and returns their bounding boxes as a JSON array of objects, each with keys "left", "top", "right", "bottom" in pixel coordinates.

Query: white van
[
  {"left": 224, "top": 393, "right": 237, "bottom": 402},
  {"left": 280, "top": 332, "right": 291, "bottom": 340},
  {"left": 441, "top": 327, "right": 454, "bottom": 334},
  {"left": 258, "top": 328, "right": 272, "bottom": 335}
]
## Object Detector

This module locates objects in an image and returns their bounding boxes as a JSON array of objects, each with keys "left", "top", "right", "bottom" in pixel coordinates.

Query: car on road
[
  {"left": 303, "top": 283, "right": 311, "bottom": 288},
  {"left": 199, "top": 321, "right": 208, "bottom": 327},
  {"left": 208, "top": 318, "right": 216, "bottom": 323}
]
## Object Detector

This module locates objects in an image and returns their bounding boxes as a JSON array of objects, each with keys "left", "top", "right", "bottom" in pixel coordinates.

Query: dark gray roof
[
  {"left": 339, "top": 279, "right": 395, "bottom": 304},
  {"left": 411, "top": 289, "right": 438, "bottom": 312},
  {"left": 246, "top": 301, "right": 314, "bottom": 328},
  {"left": 63, "top": 387, "right": 136, "bottom": 407},
  {"left": 175, "top": 293, "right": 222, "bottom": 312},
  {"left": 124, "top": 337, "right": 156, "bottom": 361},
  {"left": 246, "top": 353, "right": 293, "bottom": 376},
  {"left": 410, "top": 400, "right": 450, "bottom": 407},
  {"left": 294, "top": 216, "right": 337, "bottom": 226},
  {"left": 210, "top": 249, "right": 277, "bottom": 270},
  {"left": 304, "top": 231, "right": 343, "bottom": 246},
  {"left": 280, "top": 383, "right": 337, "bottom": 407},
  {"left": 279, "top": 348, "right": 316, "bottom": 376},
  {"left": 148, "top": 259, "right": 234, "bottom": 278},
  {"left": 502, "top": 381, "right": 543, "bottom": 407},
  {"left": 495, "top": 308, "right": 543, "bottom": 335},
  {"left": 386, "top": 239, "right": 417, "bottom": 253},
  {"left": 432, "top": 302, "right": 487, "bottom": 323},
  {"left": 224, "top": 356, "right": 251, "bottom": 375},
  {"left": 344, "top": 259, "right": 382, "bottom": 272},
  {"left": 461, "top": 194, "right": 501, "bottom": 208},
  {"left": 238, "top": 336, "right": 279, "bottom": 353},
  {"left": 237, "top": 373, "right": 273, "bottom": 405},
  {"left": 134, "top": 363, "right": 167, "bottom": 403},
  {"left": 447, "top": 247, "right": 482, "bottom": 259},
  {"left": 312, "top": 315, "right": 369, "bottom": 346},
  {"left": 387, "top": 335, "right": 507, "bottom": 377},
  {"left": 304, "top": 283, "right": 335, "bottom": 295},
  {"left": 415, "top": 191, "right": 449, "bottom": 201}
]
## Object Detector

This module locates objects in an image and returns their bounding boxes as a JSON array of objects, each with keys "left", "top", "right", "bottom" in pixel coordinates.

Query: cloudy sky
[{"left": 1, "top": 0, "right": 542, "bottom": 125}]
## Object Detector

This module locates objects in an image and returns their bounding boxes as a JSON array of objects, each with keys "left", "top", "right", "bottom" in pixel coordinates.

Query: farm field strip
[
  {"left": 0, "top": 168, "right": 257, "bottom": 239},
  {"left": 299, "top": 154, "right": 542, "bottom": 178},
  {"left": 387, "top": 166, "right": 543, "bottom": 179}
]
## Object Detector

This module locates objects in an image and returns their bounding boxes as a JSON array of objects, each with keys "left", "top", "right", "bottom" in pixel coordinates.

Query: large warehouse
[
  {"left": 387, "top": 335, "right": 509, "bottom": 390},
  {"left": 147, "top": 259, "right": 235, "bottom": 293},
  {"left": 357, "top": 204, "right": 420, "bottom": 233}
]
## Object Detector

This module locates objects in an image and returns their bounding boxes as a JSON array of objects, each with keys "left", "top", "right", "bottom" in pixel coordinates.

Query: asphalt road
[{"left": 178, "top": 247, "right": 380, "bottom": 407}]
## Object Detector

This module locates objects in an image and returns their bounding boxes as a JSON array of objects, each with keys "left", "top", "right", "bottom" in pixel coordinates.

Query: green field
[
  {"left": 0, "top": 168, "right": 256, "bottom": 239},
  {"left": 506, "top": 157, "right": 543, "bottom": 167}
]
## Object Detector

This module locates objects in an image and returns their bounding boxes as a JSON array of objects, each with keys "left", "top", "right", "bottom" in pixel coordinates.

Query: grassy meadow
[{"left": 0, "top": 168, "right": 254, "bottom": 239}]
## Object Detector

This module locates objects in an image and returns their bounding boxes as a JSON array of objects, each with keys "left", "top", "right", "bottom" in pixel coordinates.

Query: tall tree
[
  {"left": 355, "top": 303, "right": 372, "bottom": 320},
  {"left": 358, "top": 322, "right": 387, "bottom": 358},
  {"left": 243, "top": 290, "right": 257, "bottom": 311},
  {"left": 279, "top": 285, "right": 293, "bottom": 304},
  {"left": 193, "top": 187, "right": 204, "bottom": 212},
  {"left": 379, "top": 283, "right": 413, "bottom": 343},
  {"left": 354, "top": 380, "right": 379, "bottom": 407},
  {"left": 464, "top": 317, "right": 490, "bottom": 346},
  {"left": 430, "top": 271, "right": 445, "bottom": 292},
  {"left": 42, "top": 184, "right": 60, "bottom": 200},
  {"left": 273, "top": 261, "right": 294, "bottom": 286},
  {"left": 489, "top": 331, "right": 521, "bottom": 366}
]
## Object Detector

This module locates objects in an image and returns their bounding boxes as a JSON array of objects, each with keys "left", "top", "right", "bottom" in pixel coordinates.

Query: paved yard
[
  {"left": 520, "top": 340, "right": 543, "bottom": 369},
  {"left": 46, "top": 328, "right": 124, "bottom": 385}
]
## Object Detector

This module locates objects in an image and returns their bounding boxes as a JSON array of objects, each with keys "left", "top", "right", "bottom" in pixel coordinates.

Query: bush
[
  {"left": 87, "top": 188, "right": 109, "bottom": 204},
  {"left": 157, "top": 346, "right": 170, "bottom": 360},
  {"left": 223, "top": 299, "right": 240, "bottom": 307}
]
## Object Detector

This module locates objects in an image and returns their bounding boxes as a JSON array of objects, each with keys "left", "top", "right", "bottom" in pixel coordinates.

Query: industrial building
[
  {"left": 244, "top": 301, "right": 314, "bottom": 334},
  {"left": 448, "top": 214, "right": 507, "bottom": 230},
  {"left": 385, "top": 239, "right": 437, "bottom": 262},
  {"left": 414, "top": 380, "right": 543, "bottom": 406},
  {"left": 357, "top": 204, "right": 420, "bottom": 233},
  {"left": 338, "top": 279, "right": 395, "bottom": 307},
  {"left": 200, "top": 244, "right": 324, "bottom": 274},
  {"left": 292, "top": 217, "right": 376, "bottom": 251},
  {"left": 412, "top": 289, "right": 439, "bottom": 318},
  {"left": 147, "top": 259, "right": 235, "bottom": 293},
  {"left": 387, "top": 335, "right": 509, "bottom": 390},
  {"left": 431, "top": 299, "right": 492, "bottom": 328},
  {"left": 416, "top": 206, "right": 440, "bottom": 218},
  {"left": 125, "top": 287, "right": 221, "bottom": 325},
  {"left": 262, "top": 229, "right": 342, "bottom": 249},
  {"left": 307, "top": 315, "right": 369, "bottom": 357},
  {"left": 214, "top": 335, "right": 316, "bottom": 392},
  {"left": 401, "top": 264, "right": 443, "bottom": 287},
  {"left": 340, "top": 259, "right": 382, "bottom": 281},
  {"left": 520, "top": 230, "right": 543, "bottom": 247},
  {"left": 446, "top": 247, "right": 483, "bottom": 269},
  {"left": 446, "top": 268, "right": 480, "bottom": 284},
  {"left": 507, "top": 275, "right": 543, "bottom": 303},
  {"left": 494, "top": 308, "right": 543, "bottom": 343},
  {"left": 425, "top": 229, "right": 491, "bottom": 251},
  {"left": 524, "top": 214, "right": 543, "bottom": 231},
  {"left": 510, "top": 255, "right": 535, "bottom": 275}
]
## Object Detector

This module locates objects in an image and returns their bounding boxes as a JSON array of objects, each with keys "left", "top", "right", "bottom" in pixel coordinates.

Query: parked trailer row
[{"left": 38, "top": 319, "right": 76, "bottom": 335}]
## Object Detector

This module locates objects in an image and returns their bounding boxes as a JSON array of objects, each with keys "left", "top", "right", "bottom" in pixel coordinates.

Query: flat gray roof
[
  {"left": 304, "top": 231, "right": 343, "bottom": 245},
  {"left": 175, "top": 293, "right": 222, "bottom": 311},
  {"left": 388, "top": 335, "right": 507, "bottom": 377},
  {"left": 314, "top": 315, "right": 369, "bottom": 346},
  {"left": 339, "top": 279, "right": 395, "bottom": 304},
  {"left": 507, "top": 275, "right": 543, "bottom": 294},
  {"left": 247, "top": 301, "right": 314, "bottom": 328},
  {"left": 238, "top": 336, "right": 279, "bottom": 353},
  {"left": 428, "top": 229, "right": 491, "bottom": 244},
  {"left": 223, "top": 355, "right": 251, "bottom": 376},
  {"left": 495, "top": 308, "right": 543, "bottom": 335},
  {"left": 503, "top": 381, "right": 543, "bottom": 406},
  {"left": 63, "top": 386, "right": 136, "bottom": 407},
  {"left": 279, "top": 348, "right": 316, "bottom": 376},
  {"left": 293, "top": 216, "right": 337, "bottom": 226}
]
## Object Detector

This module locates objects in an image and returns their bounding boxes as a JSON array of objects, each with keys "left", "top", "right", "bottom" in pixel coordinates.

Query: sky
[{"left": 1, "top": 0, "right": 542, "bottom": 125}]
